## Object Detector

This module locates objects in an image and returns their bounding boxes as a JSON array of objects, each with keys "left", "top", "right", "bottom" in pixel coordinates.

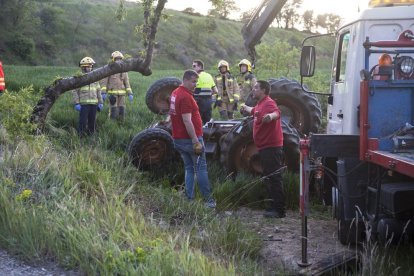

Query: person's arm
[
  {"left": 262, "top": 111, "right": 280, "bottom": 123},
  {"left": 182, "top": 113, "right": 198, "bottom": 144},
  {"left": 240, "top": 104, "right": 253, "bottom": 115},
  {"left": 262, "top": 102, "right": 280, "bottom": 123}
]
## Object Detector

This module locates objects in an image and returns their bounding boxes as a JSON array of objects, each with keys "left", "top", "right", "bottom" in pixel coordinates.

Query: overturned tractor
[{"left": 128, "top": 77, "right": 322, "bottom": 176}]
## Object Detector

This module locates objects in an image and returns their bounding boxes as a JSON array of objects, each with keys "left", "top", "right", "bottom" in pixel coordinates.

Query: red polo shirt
[
  {"left": 251, "top": 95, "right": 283, "bottom": 150},
  {"left": 169, "top": 85, "right": 203, "bottom": 139}
]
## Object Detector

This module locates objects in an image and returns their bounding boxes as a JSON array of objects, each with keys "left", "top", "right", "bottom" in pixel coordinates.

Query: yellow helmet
[
  {"left": 79, "top": 57, "right": 95, "bottom": 67},
  {"left": 111, "top": 51, "right": 124, "bottom": 61},
  {"left": 217, "top": 60, "right": 229, "bottom": 71},
  {"left": 239, "top": 59, "right": 252, "bottom": 72}
]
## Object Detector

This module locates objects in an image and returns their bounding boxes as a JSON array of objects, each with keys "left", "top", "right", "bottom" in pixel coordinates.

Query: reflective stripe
[
  {"left": 80, "top": 99, "right": 98, "bottom": 104},
  {"left": 126, "top": 87, "right": 132, "bottom": 92},
  {"left": 234, "top": 94, "right": 240, "bottom": 99},
  {"left": 194, "top": 88, "right": 212, "bottom": 96},
  {"left": 108, "top": 89, "right": 127, "bottom": 95},
  {"left": 197, "top": 92, "right": 213, "bottom": 96},
  {"left": 101, "top": 86, "right": 107, "bottom": 91}
]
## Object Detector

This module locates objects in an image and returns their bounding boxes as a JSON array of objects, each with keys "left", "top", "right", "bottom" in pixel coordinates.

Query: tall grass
[{"left": 0, "top": 65, "right": 269, "bottom": 274}]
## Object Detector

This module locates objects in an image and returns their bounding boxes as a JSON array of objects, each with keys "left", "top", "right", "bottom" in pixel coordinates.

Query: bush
[
  {"left": 0, "top": 87, "right": 38, "bottom": 139},
  {"left": 6, "top": 34, "right": 35, "bottom": 60}
]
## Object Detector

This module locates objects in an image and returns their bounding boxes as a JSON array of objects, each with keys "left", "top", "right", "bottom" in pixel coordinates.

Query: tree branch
[{"left": 30, "top": 0, "right": 168, "bottom": 134}]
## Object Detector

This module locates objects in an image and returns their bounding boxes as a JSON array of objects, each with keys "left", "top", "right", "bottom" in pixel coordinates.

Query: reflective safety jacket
[
  {"left": 237, "top": 72, "right": 256, "bottom": 102},
  {"left": 214, "top": 72, "right": 240, "bottom": 102},
  {"left": 72, "top": 82, "right": 103, "bottom": 105},
  {"left": 0, "top": 61, "right": 5, "bottom": 91},
  {"left": 194, "top": 71, "right": 215, "bottom": 97},
  {"left": 101, "top": 73, "right": 132, "bottom": 95}
]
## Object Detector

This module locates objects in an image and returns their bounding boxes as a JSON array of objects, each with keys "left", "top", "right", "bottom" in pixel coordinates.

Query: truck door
[{"left": 327, "top": 31, "right": 350, "bottom": 134}]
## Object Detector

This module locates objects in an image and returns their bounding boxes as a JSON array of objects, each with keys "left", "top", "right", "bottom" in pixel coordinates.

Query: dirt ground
[{"left": 231, "top": 207, "right": 353, "bottom": 275}]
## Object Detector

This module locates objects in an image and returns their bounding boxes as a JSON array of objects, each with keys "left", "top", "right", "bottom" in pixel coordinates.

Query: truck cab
[
  {"left": 301, "top": 1, "right": 414, "bottom": 244},
  {"left": 328, "top": 4, "right": 414, "bottom": 135}
]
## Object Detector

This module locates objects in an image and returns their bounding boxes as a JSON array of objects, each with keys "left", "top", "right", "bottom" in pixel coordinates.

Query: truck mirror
[{"left": 300, "top": 46, "right": 316, "bottom": 77}]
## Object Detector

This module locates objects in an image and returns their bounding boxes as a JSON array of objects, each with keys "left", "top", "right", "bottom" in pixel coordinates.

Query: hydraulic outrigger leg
[{"left": 297, "top": 138, "right": 311, "bottom": 267}]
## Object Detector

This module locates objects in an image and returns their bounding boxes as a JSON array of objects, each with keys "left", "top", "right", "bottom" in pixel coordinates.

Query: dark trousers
[
  {"left": 195, "top": 97, "right": 212, "bottom": 124},
  {"left": 79, "top": 104, "right": 97, "bottom": 136},
  {"left": 259, "top": 147, "right": 285, "bottom": 212}
]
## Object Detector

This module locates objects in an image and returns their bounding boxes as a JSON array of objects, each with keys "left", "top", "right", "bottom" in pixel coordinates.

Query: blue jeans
[{"left": 174, "top": 137, "right": 213, "bottom": 201}]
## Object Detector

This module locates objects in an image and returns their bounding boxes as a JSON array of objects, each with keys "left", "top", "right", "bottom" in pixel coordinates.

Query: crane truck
[{"left": 300, "top": 0, "right": 414, "bottom": 244}]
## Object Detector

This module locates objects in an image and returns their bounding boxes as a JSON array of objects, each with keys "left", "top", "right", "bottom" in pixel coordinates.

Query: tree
[
  {"left": 0, "top": 0, "right": 38, "bottom": 30},
  {"left": 326, "top": 13, "right": 341, "bottom": 33},
  {"left": 31, "top": 0, "right": 168, "bottom": 132},
  {"left": 302, "top": 10, "right": 314, "bottom": 33},
  {"left": 280, "top": 0, "right": 303, "bottom": 29},
  {"left": 208, "top": 0, "right": 239, "bottom": 19},
  {"left": 239, "top": 8, "right": 255, "bottom": 23},
  {"left": 38, "top": 4, "right": 63, "bottom": 35},
  {"left": 256, "top": 40, "right": 300, "bottom": 77},
  {"left": 315, "top": 13, "right": 328, "bottom": 33}
]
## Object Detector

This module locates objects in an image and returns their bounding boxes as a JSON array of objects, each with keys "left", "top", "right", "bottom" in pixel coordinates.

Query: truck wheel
[
  {"left": 266, "top": 78, "right": 322, "bottom": 135},
  {"left": 145, "top": 77, "right": 182, "bottom": 114},
  {"left": 128, "top": 128, "right": 175, "bottom": 171},
  {"left": 219, "top": 117, "right": 300, "bottom": 176}
]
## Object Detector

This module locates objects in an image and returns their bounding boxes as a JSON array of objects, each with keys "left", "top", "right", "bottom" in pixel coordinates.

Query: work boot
[
  {"left": 263, "top": 209, "right": 286, "bottom": 218},
  {"left": 110, "top": 107, "right": 118, "bottom": 120},
  {"left": 119, "top": 106, "right": 125, "bottom": 121},
  {"left": 205, "top": 198, "right": 217, "bottom": 209}
]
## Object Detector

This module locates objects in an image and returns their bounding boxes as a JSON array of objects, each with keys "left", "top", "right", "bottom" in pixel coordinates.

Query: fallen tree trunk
[{"left": 30, "top": 0, "right": 166, "bottom": 134}]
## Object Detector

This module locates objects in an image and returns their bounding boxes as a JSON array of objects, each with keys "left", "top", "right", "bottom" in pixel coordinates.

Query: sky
[{"left": 164, "top": 0, "right": 370, "bottom": 21}]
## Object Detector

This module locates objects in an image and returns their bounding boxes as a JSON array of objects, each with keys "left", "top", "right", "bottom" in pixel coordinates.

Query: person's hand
[
  {"left": 129, "top": 94, "right": 133, "bottom": 103},
  {"left": 97, "top": 103, "right": 103, "bottom": 111},
  {"left": 74, "top": 104, "right": 81, "bottom": 112},
  {"left": 240, "top": 104, "right": 247, "bottom": 113},
  {"left": 101, "top": 92, "right": 107, "bottom": 101},
  {"left": 263, "top": 113, "right": 277, "bottom": 123},
  {"left": 193, "top": 142, "right": 203, "bottom": 156}
]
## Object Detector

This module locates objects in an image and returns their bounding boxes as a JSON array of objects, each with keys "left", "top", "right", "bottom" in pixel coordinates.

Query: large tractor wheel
[
  {"left": 145, "top": 77, "right": 181, "bottom": 114},
  {"left": 267, "top": 78, "right": 322, "bottom": 135},
  {"left": 128, "top": 128, "right": 175, "bottom": 171},
  {"left": 269, "top": 78, "right": 322, "bottom": 135},
  {"left": 219, "top": 117, "right": 300, "bottom": 176}
]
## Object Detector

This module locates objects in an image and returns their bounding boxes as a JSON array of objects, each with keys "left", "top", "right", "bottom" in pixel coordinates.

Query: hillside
[{"left": 0, "top": 0, "right": 334, "bottom": 71}]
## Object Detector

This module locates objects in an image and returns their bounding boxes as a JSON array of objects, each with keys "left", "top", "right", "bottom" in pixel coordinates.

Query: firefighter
[
  {"left": 192, "top": 59, "right": 218, "bottom": 124},
  {"left": 101, "top": 51, "right": 133, "bottom": 120},
  {"left": 214, "top": 60, "right": 240, "bottom": 119},
  {"left": 0, "top": 60, "right": 5, "bottom": 95},
  {"left": 237, "top": 59, "right": 257, "bottom": 103},
  {"left": 72, "top": 57, "right": 103, "bottom": 137}
]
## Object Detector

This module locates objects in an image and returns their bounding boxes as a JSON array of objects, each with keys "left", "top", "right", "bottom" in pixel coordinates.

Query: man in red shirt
[
  {"left": 240, "top": 80, "right": 285, "bottom": 218},
  {"left": 169, "top": 69, "right": 216, "bottom": 208}
]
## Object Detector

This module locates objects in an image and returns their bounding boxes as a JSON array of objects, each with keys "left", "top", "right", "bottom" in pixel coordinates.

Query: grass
[{"left": 0, "top": 65, "right": 285, "bottom": 274}]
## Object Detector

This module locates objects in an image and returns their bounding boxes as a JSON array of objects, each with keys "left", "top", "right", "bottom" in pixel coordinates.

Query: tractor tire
[
  {"left": 145, "top": 77, "right": 182, "bottom": 114},
  {"left": 219, "top": 117, "right": 300, "bottom": 176},
  {"left": 268, "top": 78, "right": 322, "bottom": 135},
  {"left": 128, "top": 128, "right": 175, "bottom": 171}
]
